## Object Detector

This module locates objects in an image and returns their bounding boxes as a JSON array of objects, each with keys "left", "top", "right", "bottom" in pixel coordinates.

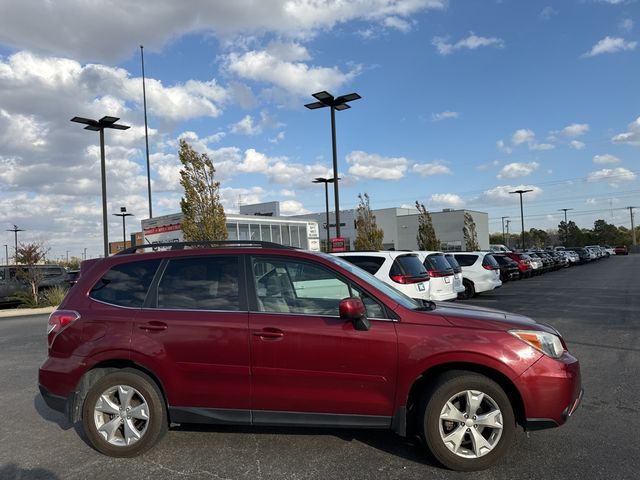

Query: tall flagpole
[{"left": 141, "top": 45, "right": 153, "bottom": 219}]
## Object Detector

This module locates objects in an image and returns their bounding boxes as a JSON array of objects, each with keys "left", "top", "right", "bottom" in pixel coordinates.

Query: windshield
[{"left": 320, "top": 253, "right": 420, "bottom": 310}]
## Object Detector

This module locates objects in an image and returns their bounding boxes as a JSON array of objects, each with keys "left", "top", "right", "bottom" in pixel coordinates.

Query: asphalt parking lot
[{"left": 1, "top": 255, "right": 638, "bottom": 480}]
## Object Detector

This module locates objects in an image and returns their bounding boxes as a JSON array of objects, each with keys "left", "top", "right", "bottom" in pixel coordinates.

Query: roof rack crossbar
[{"left": 117, "top": 240, "right": 295, "bottom": 255}]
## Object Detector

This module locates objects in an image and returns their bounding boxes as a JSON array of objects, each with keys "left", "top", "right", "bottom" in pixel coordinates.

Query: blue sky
[{"left": 0, "top": 0, "right": 638, "bottom": 259}]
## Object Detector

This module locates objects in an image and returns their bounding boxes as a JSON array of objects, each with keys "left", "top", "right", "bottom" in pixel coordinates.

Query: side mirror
[{"left": 339, "top": 297, "right": 370, "bottom": 331}]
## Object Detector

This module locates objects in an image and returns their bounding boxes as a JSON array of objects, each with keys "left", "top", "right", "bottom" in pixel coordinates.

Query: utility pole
[
  {"left": 558, "top": 208, "right": 573, "bottom": 246},
  {"left": 6, "top": 225, "right": 24, "bottom": 264},
  {"left": 628, "top": 206, "right": 637, "bottom": 246},
  {"left": 505, "top": 220, "right": 512, "bottom": 249},
  {"left": 501, "top": 216, "right": 509, "bottom": 245}
]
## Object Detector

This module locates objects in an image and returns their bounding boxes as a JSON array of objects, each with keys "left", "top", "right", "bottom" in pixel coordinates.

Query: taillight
[
  {"left": 47, "top": 310, "right": 80, "bottom": 346},
  {"left": 483, "top": 265, "right": 496, "bottom": 270},
  {"left": 390, "top": 274, "right": 429, "bottom": 284},
  {"left": 427, "top": 270, "right": 450, "bottom": 278}
]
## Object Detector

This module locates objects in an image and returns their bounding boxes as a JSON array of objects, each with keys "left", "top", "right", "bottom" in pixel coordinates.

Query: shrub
[{"left": 41, "top": 286, "right": 69, "bottom": 307}]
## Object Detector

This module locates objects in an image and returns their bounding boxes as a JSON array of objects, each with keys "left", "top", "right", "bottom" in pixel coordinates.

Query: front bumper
[{"left": 515, "top": 352, "right": 582, "bottom": 430}]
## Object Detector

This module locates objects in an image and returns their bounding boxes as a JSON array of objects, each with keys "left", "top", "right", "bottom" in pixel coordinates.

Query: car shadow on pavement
[
  {"left": 171, "top": 424, "right": 441, "bottom": 468},
  {"left": 33, "top": 393, "right": 74, "bottom": 431},
  {"left": 0, "top": 463, "right": 61, "bottom": 480}
]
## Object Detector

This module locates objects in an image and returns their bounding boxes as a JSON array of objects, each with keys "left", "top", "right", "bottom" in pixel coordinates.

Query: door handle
[
  {"left": 139, "top": 321, "right": 168, "bottom": 332},
  {"left": 253, "top": 328, "right": 284, "bottom": 340}
]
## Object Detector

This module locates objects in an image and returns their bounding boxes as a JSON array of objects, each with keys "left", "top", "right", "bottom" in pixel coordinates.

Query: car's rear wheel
[
  {"left": 458, "top": 279, "right": 475, "bottom": 300},
  {"left": 82, "top": 370, "right": 167, "bottom": 457},
  {"left": 420, "top": 371, "right": 515, "bottom": 471}
]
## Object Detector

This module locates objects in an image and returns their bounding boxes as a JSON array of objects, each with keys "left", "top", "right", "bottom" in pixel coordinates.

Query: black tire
[
  {"left": 420, "top": 371, "right": 515, "bottom": 471},
  {"left": 82, "top": 369, "right": 168, "bottom": 457},
  {"left": 458, "top": 279, "right": 475, "bottom": 300}
]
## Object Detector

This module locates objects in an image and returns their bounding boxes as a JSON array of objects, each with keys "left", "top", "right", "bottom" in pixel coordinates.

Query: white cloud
[
  {"left": 279, "top": 200, "right": 310, "bottom": 216},
  {"left": 0, "top": 1, "right": 448, "bottom": 62},
  {"left": 508, "top": 128, "right": 555, "bottom": 151},
  {"left": 497, "top": 162, "right": 540, "bottom": 179},
  {"left": 476, "top": 159, "right": 500, "bottom": 171},
  {"left": 587, "top": 167, "right": 636, "bottom": 186},
  {"left": 268, "top": 131, "right": 286, "bottom": 144},
  {"left": 569, "top": 140, "right": 586, "bottom": 150},
  {"left": 496, "top": 140, "right": 512, "bottom": 154},
  {"left": 476, "top": 184, "right": 543, "bottom": 206},
  {"left": 412, "top": 161, "right": 452, "bottom": 176},
  {"left": 432, "top": 33, "right": 504, "bottom": 55},
  {"left": 562, "top": 123, "right": 589, "bottom": 137},
  {"left": 346, "top": 151, "right": 409, "bottom": 180},
  {"left": 432, "top": 110, "right": 459, "bottom": 121},
  {"left": 539, "top": 6, "right": 558, "bottom": 20},
  {"left": 224, "top": 47, "right": 361, "bottom": 97},
  {"left": 593, "top": 154, "right": 621, "bottom": 164},
  {"left": 611, "top": 117, "right": 640, "bottom": 146},
  {"left": 231, "top": 115, "right": 262, "bottom": 135},
  {"left": 619, "top": 18, "right": 634, "bottom": 33},
  {"left": 429, "top": 193, "right": 465, "bottom": 208},
  {"left": 583, "top": 36, "right": 637, "bottom": 57}
]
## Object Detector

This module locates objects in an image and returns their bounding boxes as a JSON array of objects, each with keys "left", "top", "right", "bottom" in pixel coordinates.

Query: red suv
[{"left": 39, "top": 242, "right": 582, "bottom": 471}]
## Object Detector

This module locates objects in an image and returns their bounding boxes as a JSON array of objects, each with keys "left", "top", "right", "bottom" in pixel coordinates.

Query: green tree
[
  {"left": 179, "top": 139, "right": 228, "bottom": 242},
  {"left": 354, "top": 193, "right": 384, "bottom": 250},
  {"left": 463, "top": 212, "right": 480, "bottom": 251},
  {"left": 528, "top": 228, "right": 549, "bottom": 248},
  {"left": 15, "top": 242, "right": 48, "bottom": 305},
  {"left": 592, "top": 219, "right": 621, "bottom": 245},
  {"left": 415, "top": 201, "right": 440, "bottom": 250}
]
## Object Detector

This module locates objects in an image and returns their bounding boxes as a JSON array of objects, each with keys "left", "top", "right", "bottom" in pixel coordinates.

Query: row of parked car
[{"left": 332, "top": 244, "right": 617, "bottom": 303}]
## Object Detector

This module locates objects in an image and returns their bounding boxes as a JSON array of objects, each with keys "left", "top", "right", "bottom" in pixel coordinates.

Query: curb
[{"left": 0, "top": 306, "right": 56, "bottom": 319}]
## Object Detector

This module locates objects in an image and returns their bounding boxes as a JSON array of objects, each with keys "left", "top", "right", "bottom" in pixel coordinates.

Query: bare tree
[{"left": 15, "top": 242, "right": 48, "bottom": 305}]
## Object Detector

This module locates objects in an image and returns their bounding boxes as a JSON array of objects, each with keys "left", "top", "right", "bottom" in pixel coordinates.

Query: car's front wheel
[
  {"left": 420, "top": 371, "right": 515, "bottom": 471},
  {"left": 82, "top": 369, "right": 168, "bottom": 457}
]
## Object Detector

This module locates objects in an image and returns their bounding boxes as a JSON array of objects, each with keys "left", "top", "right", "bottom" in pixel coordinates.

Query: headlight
[{"left": 510, "top": 330, "right": 565, "bottom": 359}]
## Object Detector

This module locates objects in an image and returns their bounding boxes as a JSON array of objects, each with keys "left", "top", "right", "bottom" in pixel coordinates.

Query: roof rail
[{"left": 116, "top": 240, "right": 295, "bottom": 255}]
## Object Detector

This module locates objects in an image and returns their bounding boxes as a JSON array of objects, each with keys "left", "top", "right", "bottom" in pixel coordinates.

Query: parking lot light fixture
[
  {"left": 509, "top": 189, "right": 533, "bottom": 250},
  {"left": 113, "top": 207, "right": 134, "bottom": 248},
  {"left": 305, "top": 90, "right": 361, "bottom": 238},
  {"left": 312, "top": 177, "right": 338, "bottom": 251},
  {"left": 71, "top": 116, "right": 130, "bottom": 257}
]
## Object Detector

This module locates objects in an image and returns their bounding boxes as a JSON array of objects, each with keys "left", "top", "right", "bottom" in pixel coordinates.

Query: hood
[{"left": 433, "top": 302, "right": 552, "bottom": 332}]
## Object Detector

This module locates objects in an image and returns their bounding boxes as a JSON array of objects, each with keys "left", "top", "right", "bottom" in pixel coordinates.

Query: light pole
[
  {"left": 305, "top": 90, "right": 361, "bottom": 239},
  {"left": 140, "top": 45, "right": 153, "bottom": 219},
  {"left": 3, "top": 244, "right": 8, "bottom": 266},
  {"left": 113, "top": 206, "right": 134, "bottom": 250},
  {"left": 501, "top": 216, "right": 509, "bottom": 245},
  {"left": 71, "top": 116, "right": 130, "bottom": 258},
  {"left": 558, "top": 208, "right": 573, "bottom": 246},
  {"left": 6, "top": 225, "right": 24, "bottom": 264},
  {"left": 627, "top": 206, "right": 637, "bottom": 246},
  {"left": 509, "top": 189, "right": 533, "bottom": 250},
  {"left": 312, "top": 177, "right": 338, "bottom": 251}
]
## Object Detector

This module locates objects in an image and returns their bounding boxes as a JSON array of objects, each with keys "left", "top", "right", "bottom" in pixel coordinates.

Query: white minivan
[
  {"left": 451, "top": 252, "right": 502, "bottom": 300},
  {"left": 413, "top": 251, "right": 457, "bottom": 301},
  {"left": 332, "top": 251, "right": 431, "bottom": 301}
]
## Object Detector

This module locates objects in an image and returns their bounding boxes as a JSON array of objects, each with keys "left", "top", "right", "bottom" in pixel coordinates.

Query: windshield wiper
[{"left": 414, "top": 299, "right": 436, "bottom": 311}]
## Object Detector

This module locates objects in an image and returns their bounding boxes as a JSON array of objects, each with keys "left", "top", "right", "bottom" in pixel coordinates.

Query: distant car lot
[{"left": 0, "top": 255, "right": 638, "bottom": 479}]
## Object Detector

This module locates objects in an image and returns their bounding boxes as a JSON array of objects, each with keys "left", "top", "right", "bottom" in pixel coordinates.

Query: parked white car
[
  {"left": 413, "top": 251, "right": 457, "bottom": 301},
  {"left": 444, "top": 253, "right": 466, "bottom": 295},
  {"left": 332, "top": 251, "right": 431, "bottom": 301},
  {"left": 451, "top": 252, "right": 502, "bottom": 300}
]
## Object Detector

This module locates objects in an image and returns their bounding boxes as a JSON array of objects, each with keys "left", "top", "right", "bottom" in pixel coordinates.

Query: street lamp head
[
  {"left": 313, "top": 177, "right": 340, "bottom": 184},
  {"left": 71, "top": 116, "right": 130, "bottom": 131},
  {"left": 334, "top": 104, "right": 350, "bottom": 111},
  {"left": 312, "top": 91, "right": 333, "bottom": 102},
  {"left": 335, "top": 92, "right": 361, "bottom": 104},
  {"left": 509, "top": 189, "right": 534, "bottom": 195}
]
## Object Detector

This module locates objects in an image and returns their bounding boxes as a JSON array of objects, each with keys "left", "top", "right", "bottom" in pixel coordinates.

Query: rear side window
[
  {"left": 157, "top": 256, "right": 240, "bottom": 311},
  {"left": 424, "top": 254, "right": 454, "bottom": 274},
  {"left": 339, "top": 256, "right": 385, "bottom": 275},
  {"left": 482, "top": 255, "right": 500, "bottom": 269},
  {"left": 90, "top": 260, "right": 160, "bottom": 307},
  {"left": 454, "top": 254, "right": 478, "bottom": 267},
  {"left": 390, "top": 255, "right": 428, "bottom": 277},
  {"left": 444, "top": 255, "right": 461, "bottom": 273}
]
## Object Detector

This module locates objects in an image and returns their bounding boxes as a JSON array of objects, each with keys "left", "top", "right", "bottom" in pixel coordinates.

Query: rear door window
[
  {"left": 338, "top": 256, "right": 385, "bottom": 275},
  {"left": 444, "top": 255, "right": 461, "bottom": 273},
  {"left": 454, "top": 254, "right": 478, "bottom": 267},
  {"left": 424, "top": 254, "right": 454, "bottom": 274},
  {"left": 157, "top": 256, "right": 241, "bottom": 311},
  {"left": 90, "top": 260, "right": 160, "bottom": 307},
  {"left": 482, "top": 255, "right": 500, "bottom": 269},
  {"left": 390, "top": 255, "right": 428, "bottom": 277}
]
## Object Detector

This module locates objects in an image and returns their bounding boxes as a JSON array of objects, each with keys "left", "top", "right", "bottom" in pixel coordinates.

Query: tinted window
[
  {"left": 424, "top": 254, "right": 454, "bottom": 273},
  {"left": 90, "top": 260, "right": 160, "bottom": 307},
  {"left": 444, "top": 254, "right": 462, "bottom": 273},
  {"left": 390, "top": 255, "right": 428, "bottom": 277},
  {"left": 482, "top": 255, "right": 500, "bottom": 268},
  {"left": 454, "top": 254, "right": 478, "bottom": 267},
  {"left": 339, "top": 256, "right": 385, "bottom": 275},
  {"left": 157, "top": 256, "right": 240, "bottom": 311}
]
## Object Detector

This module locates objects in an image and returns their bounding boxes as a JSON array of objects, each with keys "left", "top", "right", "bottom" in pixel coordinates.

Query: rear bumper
[
  {"left": 516, "top": 353, "right": 582, "bottom": 430},
  {"left": 39, "top": 384, "right": 68, "bottom": 415}
]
